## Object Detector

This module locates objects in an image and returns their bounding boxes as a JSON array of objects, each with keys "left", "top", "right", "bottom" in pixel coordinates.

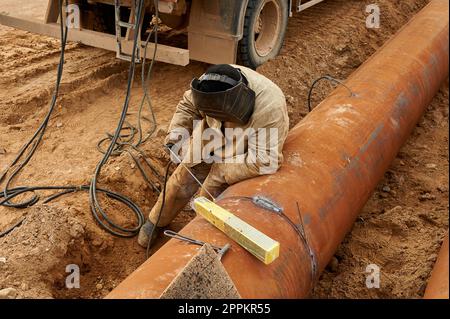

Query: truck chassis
[{"left": 0, "top": 0, "right": 325, "bottom": 67}]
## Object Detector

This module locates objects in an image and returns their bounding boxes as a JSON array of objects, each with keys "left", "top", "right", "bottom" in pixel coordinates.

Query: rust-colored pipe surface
[
  {"left": 107, "top": 0, "right": 449, "bottom": 299},
  {"left": 424, "top": 233, "right": 449, "bottom": 299}
]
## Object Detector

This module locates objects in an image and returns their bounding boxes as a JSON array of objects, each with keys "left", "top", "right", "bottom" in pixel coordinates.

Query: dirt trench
[{"left": 0, "top": 0, "right": 448, "bottom": 299}]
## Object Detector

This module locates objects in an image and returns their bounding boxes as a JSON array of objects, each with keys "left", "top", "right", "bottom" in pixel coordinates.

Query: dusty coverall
[{"left": 148, "top": 65, "right": 289, "bottom": 227}]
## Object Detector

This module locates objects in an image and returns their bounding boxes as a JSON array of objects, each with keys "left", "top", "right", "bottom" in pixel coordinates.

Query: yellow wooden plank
[{"left": 193, "top": 197, "right": 280, "bottom": 265}]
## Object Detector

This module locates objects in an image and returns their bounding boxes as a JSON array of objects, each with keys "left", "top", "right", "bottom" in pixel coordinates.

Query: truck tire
[{"left": 238, "top": 0, "right": 289, "bottom": 70}]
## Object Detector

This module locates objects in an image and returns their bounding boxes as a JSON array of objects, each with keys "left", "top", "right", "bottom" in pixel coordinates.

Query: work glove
[
  {"left": 164, "top": 127, "right": 187, "bottom": 147},
  {"left": 164, "top": 128, "right": 189, "bottom": 162},
  {"left": 164, "top": 142, "right": 175, "bottom": 155}
]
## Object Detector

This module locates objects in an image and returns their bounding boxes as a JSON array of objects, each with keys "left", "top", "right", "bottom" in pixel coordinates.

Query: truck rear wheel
[{"left": 238, "top": 0, "right": 289, "bottom": 69}]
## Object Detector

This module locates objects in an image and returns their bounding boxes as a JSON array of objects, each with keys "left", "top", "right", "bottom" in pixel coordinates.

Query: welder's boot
[{"left": 137, "top": 220, "right": 159, "bottom": 248}]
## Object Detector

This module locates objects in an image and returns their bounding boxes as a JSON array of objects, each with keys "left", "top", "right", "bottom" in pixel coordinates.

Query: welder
[{"left": 138, "top": 64, "right": 289, "bottom": 248}]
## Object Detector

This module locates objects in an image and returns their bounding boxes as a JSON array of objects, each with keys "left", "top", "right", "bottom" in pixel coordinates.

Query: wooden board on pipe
[{"left": 192, "top": 197, "right": 280, "bottom": 264}]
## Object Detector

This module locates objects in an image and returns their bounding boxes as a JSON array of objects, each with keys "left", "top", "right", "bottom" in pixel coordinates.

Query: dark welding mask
[{"left": 190, "top": 70, "right": 256, "bottom": 125}]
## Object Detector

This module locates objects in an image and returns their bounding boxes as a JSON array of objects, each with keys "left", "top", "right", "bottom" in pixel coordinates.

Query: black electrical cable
[
  {"left": 0, "top": 0, "right": 69, "bottom": 237},
  {"left": 87, "top": 0, "right": 162, "bottom": 237},
  {"left": 96, "top": 0, "right": 159, "bottom": 149},
  {"left": 0, "top": 0, "right": 144, "bottom": 238},
  {"left": 88, "top": 0, "right": 148, "bottom": 238},
  {"left": 137, "top": 7, "right": 159, "bottom": 145},
  {"left": 0, "top": 218, "right": 24, "bottom": 238},
  {"left": 0, "top": 184, "right": 145, "bottom": 236},
  {"left": 95, "top": 2, "right": 161, "bottom": 194},
  {"left": 1, "top": 0, "right": 68, "bottom": 202},
  {"left": 307, "top": 75, "right": 354, "bottom": 112},
  {"left": 1, "top": 0, "right": 162, "bottom": 239}
]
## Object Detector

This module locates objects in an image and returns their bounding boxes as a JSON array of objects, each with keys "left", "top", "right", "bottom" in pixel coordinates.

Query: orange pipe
[
  {"left": 424, "top": 233, "right": 449, "bottom": 299},
  {"left": 107, "top": 0, "right": 449, "bottom": 299}
]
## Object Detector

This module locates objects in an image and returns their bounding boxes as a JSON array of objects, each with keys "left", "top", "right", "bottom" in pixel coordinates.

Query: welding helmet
[{"left": 190, "top": 64, "right": 256, "bottom": 125}]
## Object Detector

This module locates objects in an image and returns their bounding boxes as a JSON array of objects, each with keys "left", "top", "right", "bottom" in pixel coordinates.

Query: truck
[{"left": 0, "top": 0, "right": 325, "bottom": 68}]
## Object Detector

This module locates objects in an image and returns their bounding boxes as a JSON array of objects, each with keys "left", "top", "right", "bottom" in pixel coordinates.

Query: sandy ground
[{"left": 0, "top": 0, "right": 448, "bottom": 299}]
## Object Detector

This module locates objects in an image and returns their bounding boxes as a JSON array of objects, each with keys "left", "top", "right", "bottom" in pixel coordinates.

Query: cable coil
[{"left": 1, "top": 0, "right": 162, "bottom": 239}]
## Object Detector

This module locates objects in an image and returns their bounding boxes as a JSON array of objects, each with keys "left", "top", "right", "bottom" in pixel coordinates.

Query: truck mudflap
[{"left": 188, "top": 0, "right": 248, "bottom": 65}]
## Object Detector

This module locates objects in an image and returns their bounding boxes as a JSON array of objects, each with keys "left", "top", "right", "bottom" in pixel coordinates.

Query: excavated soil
[{"left": 0, "top": 0, "right": 448, "bottom": 299}]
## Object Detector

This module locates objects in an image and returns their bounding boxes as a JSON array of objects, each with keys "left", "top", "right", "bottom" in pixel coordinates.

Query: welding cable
[
  {"left": 123, "top": 149, "right": 162, "bottom": 194},
  {"left": 137, "top": 5, "right": 159, "bottom": 145},
  {"left": 263, "top": 201, "right": 318, "bottom": 287},
  {"left": 95, "top": 2, "right": 162, "bottom": 194},
  {"left": 96, "top": 131, "right": 164, "bottom": 194},
  {"left": 0, "top": 185, "right": 144, "bottom": 237},
  {"left": 95, "top": 15, "right": 160, "bottom": 154},
  {"left": 0, "top": 0, "right": 154, "bottom": 239},
  {"left": 0, "top": 0, "right": 69, "bottom": 237},
  {"left": 95, "top": 2, "right": 160, "bottom": 150},
  {"left": 88, "top": 0, "right": 147, "bottom": 238},
  {"left": 0, "top": 218, "right": 24, "bottom": 238},
  {"left": 0, "top": 0, "right": 68, "bottom": 204},
  {"left": 96, "top": 123, "right": 138, "bottom": 156},
  {"left": 307, "top": 75, "right": 354, "bottom": 112},
  {"left": 95, "top": 127, "right": 164, "bottom": 195},
  {"left": 87, "top": 0, "right": 164, "bottom": 237},
  {"left": 295, "top": 201, "right": 318, "bottom": 287}
]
